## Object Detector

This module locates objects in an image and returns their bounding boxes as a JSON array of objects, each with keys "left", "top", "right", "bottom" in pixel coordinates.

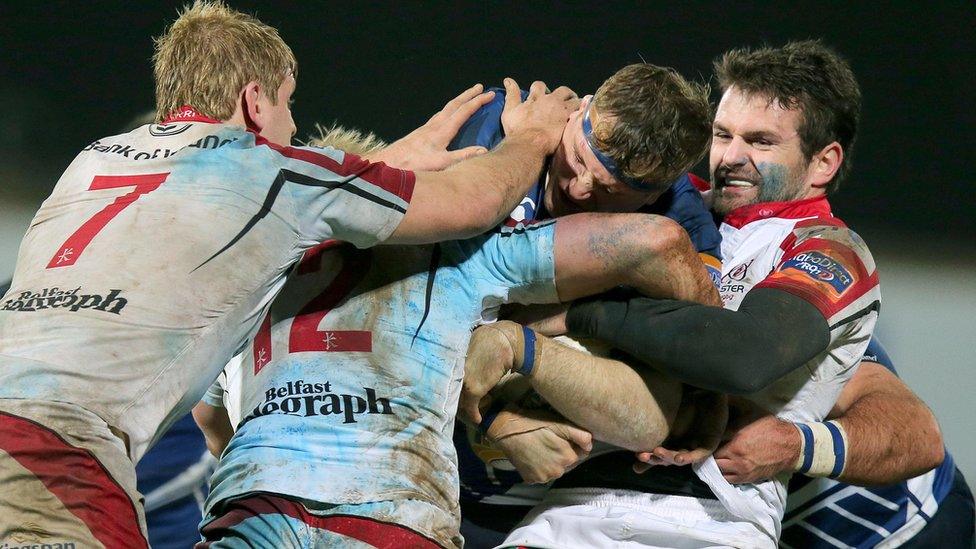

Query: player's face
[
  {"left": 259, "top": 74, "right": 298, "bottom": 147},
  {"left": 709, "top": 86, "right": 815, "bottom": 216},
  {"left": 545, "top": 97, "right": 660, "bottom": 217}
]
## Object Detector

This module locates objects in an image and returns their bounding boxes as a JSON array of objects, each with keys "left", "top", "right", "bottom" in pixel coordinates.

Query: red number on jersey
[
  {"left": 47, "top": 173, "right": 170, "bottom": 268},
  {"left": 253, "top": 241, "right": 372, "bottom": 375}
]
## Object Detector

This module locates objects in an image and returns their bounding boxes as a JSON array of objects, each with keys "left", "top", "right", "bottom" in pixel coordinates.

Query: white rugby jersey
[
  {"left": 0, "top": 107, "right": 414, "bottom": 461},
  {"left": 694, "top": 196, "right": 881, "bottom": 542},
  {"left": 203, "top": 221, "right": 559, "bottom": 548}
]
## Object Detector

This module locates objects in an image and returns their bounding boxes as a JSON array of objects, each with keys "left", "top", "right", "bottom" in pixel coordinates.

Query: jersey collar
[
  {"left": 722, "top": 195, "right": 833, "bottom": 229},
  {"left": 162, "top": 105, "right": 221, "bottom": 124}
]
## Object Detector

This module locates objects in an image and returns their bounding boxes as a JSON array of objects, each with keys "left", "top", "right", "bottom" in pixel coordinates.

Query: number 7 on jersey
[{"left": 47, "top": 173, "right": 169, "bottom": 268}]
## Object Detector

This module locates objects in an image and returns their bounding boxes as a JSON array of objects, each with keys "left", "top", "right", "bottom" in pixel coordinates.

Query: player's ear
[
  {"left": 808, "top": 141, "right": 843, "bottom": 191},
  {"left": 240, "top": 81, "right": 262, "bottom": 133}
]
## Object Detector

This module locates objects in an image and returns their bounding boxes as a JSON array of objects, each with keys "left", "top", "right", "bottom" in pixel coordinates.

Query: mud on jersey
[
  {"left": 205, "top": 222, "right": 559, "bottom": 548},
  {"left": 695, "top": 196, "right": 881, "bottom": 541},
  {"left": 0, "top": 108, "right": 414, "bottom": 461}
]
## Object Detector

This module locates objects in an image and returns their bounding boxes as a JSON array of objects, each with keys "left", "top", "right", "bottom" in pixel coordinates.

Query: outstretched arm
[
  {"left": 387, "top": 79, "right": 579, "bottom": 244},
  {"left": 713, "top": 360, "right": 944, "bottom": 485}
]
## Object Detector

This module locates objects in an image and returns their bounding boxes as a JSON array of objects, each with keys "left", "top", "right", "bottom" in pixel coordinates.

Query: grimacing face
[
  {"left": 544, "top": 96, "right": 663, "bottom": 217},
  {"left": 709, "top": 86, "right": 816, "bottom": 216}
]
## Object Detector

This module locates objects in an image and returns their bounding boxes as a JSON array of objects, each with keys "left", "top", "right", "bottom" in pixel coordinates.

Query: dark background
[{"left": 2, "top": 1, "right": 975, "bottom": 246}]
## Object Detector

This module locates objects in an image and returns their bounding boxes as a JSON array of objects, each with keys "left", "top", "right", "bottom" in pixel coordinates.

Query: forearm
[
  {"left": 191, "top": 402, "right": 234, "bottom": 458},
  {"left": 553, "top": 213, "right": 720, "bottom": 305},
  {"left": 527, "top": 334, "right": 681, "bottom": 451},
  {"left": 387, "top": 131, "right": 550, "bottom": 244},
  {"left": 565, "top": 288, "right": 830, "bottom": 394},
  {"left": 828, "top": 392, "right": 944, "bottom": 485}
]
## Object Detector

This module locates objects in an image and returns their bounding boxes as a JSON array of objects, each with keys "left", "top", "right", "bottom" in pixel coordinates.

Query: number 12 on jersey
[{"left": 253, "top": 242, "right": 373, "bottom": 375}]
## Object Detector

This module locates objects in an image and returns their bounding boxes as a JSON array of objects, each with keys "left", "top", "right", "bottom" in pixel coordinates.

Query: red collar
[
  {"left": 723, "top": 195, "right": 833, "bottom": 229},
  {"left": 162, "top": 105, "right": 221, "bottom": 124}
]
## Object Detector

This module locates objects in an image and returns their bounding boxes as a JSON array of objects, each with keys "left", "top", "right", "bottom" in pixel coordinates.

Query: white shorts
[{"left": 500, "top": 488, "right": 774, "bottom": 549}]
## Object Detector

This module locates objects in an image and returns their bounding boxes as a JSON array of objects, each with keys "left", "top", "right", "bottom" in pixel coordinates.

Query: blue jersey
[
  {"left": 135, "top": 413, "right": 215, "bottom": 549},
  {"left": 451, "top": 87, "right": 724, "bottom": 506},
  {"left": 780, "top": 339, "right": 959, "bottom": 548},
  {"left": 204, "top": 222, "right": 560, "bottom": 548},
  {"left": 449, "top": 87, "right": 722, "bottom": 260}
]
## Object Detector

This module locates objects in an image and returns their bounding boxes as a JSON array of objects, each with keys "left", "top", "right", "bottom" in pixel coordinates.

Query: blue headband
[{"left": 581, "top": 102, "right": 656, "bottom": 191}]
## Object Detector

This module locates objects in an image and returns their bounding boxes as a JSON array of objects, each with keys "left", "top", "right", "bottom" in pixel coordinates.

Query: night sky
[{"left": 3, "top": 1, "right": 974, "bottom": 245}]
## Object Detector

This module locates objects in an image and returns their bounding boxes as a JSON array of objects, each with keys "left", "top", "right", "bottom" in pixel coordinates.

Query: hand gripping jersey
[
  {"left": 691, "top": 196, "right": 881, "bottom": 541},
  {"left": 449, "top": 89, "right": 723, "bottom": 263},
  {"left": 781, "top": 339, "right": 962, "bottom": 549},
  {"left": 205, "top": 222, "right": 559, "bottom": 548},
  {"left": 0, "top": 107, "right": 414, "bottom": 461}
]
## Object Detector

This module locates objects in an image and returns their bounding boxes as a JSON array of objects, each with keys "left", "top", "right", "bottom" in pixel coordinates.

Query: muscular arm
[
  {"left": 461, "top": 323, "right": 680, "bottom": 451},
  {"left": 552, "top": 212, "right": 720, "bottom": 305},
  {"left": 714, "top": 361, "right": 944, "bottom": 485},
  {"left": 565, "top": 287, "right": 829, "bottom": 394},
  {"left": 826, "top": 361, "right": 944, "bottom": 485},
  {"left": 192, "top": 401, "right": 234, "bottom": 458},
  {"left": 388, "top": 131, "right": 551, "bottom": 244},
  {"left": 387, "top": 80, "right": 577, "bottom": 245}
]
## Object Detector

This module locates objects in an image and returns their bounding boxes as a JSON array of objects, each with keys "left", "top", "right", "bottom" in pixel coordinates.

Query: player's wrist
[
  {"left": 792, "top": 420, "right": 848, "bottom": 478},
  {"left": 504, "top": 128, "right": 555, "bottom": 156}
]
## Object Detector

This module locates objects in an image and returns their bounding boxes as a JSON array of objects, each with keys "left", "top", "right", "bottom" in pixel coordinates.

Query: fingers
[
  {"left": 550, "top": 422, "right": 593, "bottom": 453},
  {"left": 457, "top": 391, "right": 483, "bottom": 426},
  {"left": 526, "top": 80, "right": 549, "bottom": 101},
  {"left": 443, "top": 83, "right": 486, "bottom": 112},
  {"left": 550, "top": 85, "right": 578, "bottom": 100},
  {"left": 501, "top": 77, "right": 522, "bottom": 116},
  {"left": 448, "top": 90, "right": 495, "bottom": 128}
]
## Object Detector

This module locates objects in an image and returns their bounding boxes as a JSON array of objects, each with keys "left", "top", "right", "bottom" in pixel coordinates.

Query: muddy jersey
[
  {"left": 204, "top": 221, "right": 559, "bottom": 548},
  {"left": 693, "top": 196, "right": 881, "bottom": 541},
  {"left": 0, "top": 107, "right": 414, "bottom": 461}
]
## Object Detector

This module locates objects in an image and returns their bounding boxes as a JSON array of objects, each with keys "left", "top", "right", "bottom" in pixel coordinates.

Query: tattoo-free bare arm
[
  {"left": 827, "top": 360, "right": 944, "bottom": 485},
  {"left": 552, "top": 212, "right": 721, "bottom": 305},
  {"left": 192, "top": 401, "right": 235, "bottom": 458},
  {"left": 387, "top": 80, "right": 578, "bottom": 245},
  {"left": 714, "top": 361, "right": 944, "bottom": 485},
  {"left": 460, "top": 322, "right": 681, "bottom": 451}
]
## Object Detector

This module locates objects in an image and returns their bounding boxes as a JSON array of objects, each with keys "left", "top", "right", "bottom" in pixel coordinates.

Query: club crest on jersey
[
  {"left": 780, "top": 251, "right": 854, "bottom": 294},
  {"left": 1, "top": 287, "right": 128, "bottom": 315},
  {"left": 242, "top": 379, "right": 394, "bottom": 426}
]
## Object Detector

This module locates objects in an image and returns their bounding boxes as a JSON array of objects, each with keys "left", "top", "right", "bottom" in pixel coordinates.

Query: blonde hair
[
  {"left": 153, "top": 1, "right": 297, "bottom": 122},
  {"left": 306, "top": 123, "right": 387, "bottom": 156}
]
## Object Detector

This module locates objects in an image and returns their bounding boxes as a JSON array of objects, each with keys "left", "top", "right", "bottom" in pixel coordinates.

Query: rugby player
[
  {"left": 720, "top": 338, "right": 973, "bottom": 548},
  {"left": 190, "top": 70, "right": 719, "bottom": 546},
  {"left": 461, "top": 40, "right": 882, "bottom": 547},
  {"left": 0, "top": 1, "right": 581, "bottom": 545}
]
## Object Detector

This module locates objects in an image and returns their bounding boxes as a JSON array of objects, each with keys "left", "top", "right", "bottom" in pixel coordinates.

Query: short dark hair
[
  {"left": 714, "top": 40, "right": 861, "bottom": 193},
  {"left": 592, "top": 64, "right": 712, "bottom": 190}
]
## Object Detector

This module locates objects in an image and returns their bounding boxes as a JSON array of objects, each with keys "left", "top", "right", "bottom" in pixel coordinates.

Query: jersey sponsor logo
[
  {"left": 1, "top": 286, "right": 128, "bottom": 314},
  {"left": 242, "top": 379, "right": 394, "bottom": 425},
  {"left": 82, "top": 134, "right": 238, "bottom": 160},
  {"left": 779, "top": 251, "right": 854, "bottom": 294}
]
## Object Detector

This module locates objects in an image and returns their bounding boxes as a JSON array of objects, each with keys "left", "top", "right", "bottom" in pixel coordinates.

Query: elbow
[{"left": 918, "top": 414, "right": 946, "bottom": 473}]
